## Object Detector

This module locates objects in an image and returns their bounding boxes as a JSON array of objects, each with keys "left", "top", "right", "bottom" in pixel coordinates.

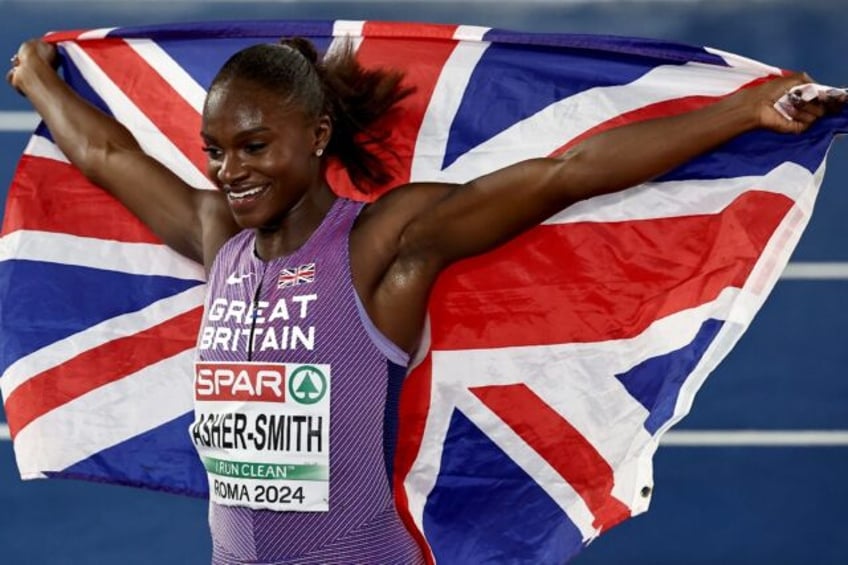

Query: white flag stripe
[
  {"left": 0, "top": 285, "right": 206, "bottom": 399},
  {"left": 0, "top": 111, "right": 40, "bottom": 131},
  {"left": 545, "top": 162, "right": 814, "bottom": 225},
  {"left": 454, "top": 390, "right": 600, "bottom": 541},
  {"left": 77, "top": 28, "right": 116, "bottom": 40},
  {"left": 704, "top": 46, "right": 783, "bottom": 76},
  {"left": 126, "top": 38, "right": 208, "bottom": 113},
  {"left": 453, "top": 25, "right": 491, "bottom": 42},
  {"left": 331, "top": 20, "right": 365, "bottom": 53},
  {"left": 332, "top": 20, "right": 365, "bottom": 38},
  {"left": 22, "top": 134, "right": 70, "bottom": 163},
  {"left": 0, "top": 230, "right": 206, "bottom": 281},
  {"left": 327, "top": 26, "right": 365, "bottom": 60},
  {"left": 410, "top": 39, "right": 491, "bottom": 181},
  {"left": 13, "top": 349, "right": 196, "bottom": 475},
  {"left": 61, "top": 42, "right": 214, "bottom": 190},
  {"left": 435, "top": 61, "right": 768, "bottom": 183}
]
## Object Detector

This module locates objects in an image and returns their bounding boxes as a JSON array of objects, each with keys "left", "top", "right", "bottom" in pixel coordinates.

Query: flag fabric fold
[{"left": 1, "top": 20, "right": 845, "bottom": 563}]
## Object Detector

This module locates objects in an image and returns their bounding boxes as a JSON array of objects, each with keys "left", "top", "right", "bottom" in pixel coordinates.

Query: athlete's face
[{"left": 201, "top": 78, "right": 330, "bottom": 230}]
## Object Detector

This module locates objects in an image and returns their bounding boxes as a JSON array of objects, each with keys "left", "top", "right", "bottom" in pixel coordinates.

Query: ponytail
[{"left": 312, "top": 40, "right": 414, "bottom": 191}]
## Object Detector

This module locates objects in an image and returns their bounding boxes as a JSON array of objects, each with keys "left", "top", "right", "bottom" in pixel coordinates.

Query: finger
[
  {"left": 780, "top": 119, "right": 811, "bottom": 135},
  {"left": 5, "top": 68, "right": 24, "bottom": 97},
  {"left": 785, "top": 71, "right": 814, "bottom": 85},
  {"left": 824, "top": 100, "right": 845, "bottom": 115},
  {"left": 791, "top": 109, "right": 822, "bottom": 125},
  {"left": 795, "top": 101, "right": 826, "bottom": 118}
]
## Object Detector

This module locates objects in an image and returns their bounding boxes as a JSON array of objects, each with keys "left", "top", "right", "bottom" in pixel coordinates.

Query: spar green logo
[{"left": 288, "top": 365, "right": 328, "bottom": 405}]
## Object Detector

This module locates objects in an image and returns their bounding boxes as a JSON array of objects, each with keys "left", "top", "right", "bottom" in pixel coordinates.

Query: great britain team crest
[{"left": 277, "top": 263, "right": 316, "bottom": 289}]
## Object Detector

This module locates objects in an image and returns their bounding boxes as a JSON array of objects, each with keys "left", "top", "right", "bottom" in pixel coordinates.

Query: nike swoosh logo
[{"left": 226, "top": 272, "right": 253, "bottom": 285}]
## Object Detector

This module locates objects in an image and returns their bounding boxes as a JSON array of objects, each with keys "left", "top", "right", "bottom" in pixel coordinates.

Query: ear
[{"left": 313, "top": 114, "right": 332, "bottom": 154}]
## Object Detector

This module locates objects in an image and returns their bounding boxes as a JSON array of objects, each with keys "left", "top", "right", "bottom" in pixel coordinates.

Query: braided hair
[{"left": 209, "top": 37, "right": 414, "bottom": 192}]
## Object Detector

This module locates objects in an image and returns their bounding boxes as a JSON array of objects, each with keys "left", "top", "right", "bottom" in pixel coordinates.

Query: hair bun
[{"left": 279, "top": 37, "right": 319, "bottom": 66}]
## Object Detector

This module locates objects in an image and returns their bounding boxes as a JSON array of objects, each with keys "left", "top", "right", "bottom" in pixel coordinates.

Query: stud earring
[{"left": 315, "top": 148, "right": 324, "bottom": 157}]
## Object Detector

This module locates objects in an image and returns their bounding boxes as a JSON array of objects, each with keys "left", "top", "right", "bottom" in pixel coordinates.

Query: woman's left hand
[{"left": 746, "top": 73, "right": 835, "bottom": 134}]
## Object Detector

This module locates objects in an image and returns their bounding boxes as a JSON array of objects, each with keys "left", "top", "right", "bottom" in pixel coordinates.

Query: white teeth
[{"left": 227, "top": 186, "right": 265, "bottom": 200}]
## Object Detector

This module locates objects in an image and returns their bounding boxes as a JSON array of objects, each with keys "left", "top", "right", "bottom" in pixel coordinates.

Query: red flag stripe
[
  {"left": 393, "top": 352, "right": 437, "bottom": 565},
  {"left": 550, "top": 76, "right": 777, "bottom": 157},
  {"left": 429, "top": 190, "right": 793, "bottom": 350},
  {"left": 79, "top": 39, "right": 208, "bottom": 175},
  {"left": 471, "top": 383, "right": 631, "bottom": 531},
  {"left": 5, "top": 307, "right": 203, "bottom": 438},
  {"left": 1, "top": 156, "right": 160, "bottom": 242},
  {"left": 362, "top": 21, "right": 460, "bottom": 40},
  {"left": 44, "top": 30, "right": 90, "bottom": 43}
]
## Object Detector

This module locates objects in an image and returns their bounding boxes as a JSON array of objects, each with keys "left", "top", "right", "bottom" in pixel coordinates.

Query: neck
[{"left": 254, "top": 182, "right": 337, "bottom": 261}]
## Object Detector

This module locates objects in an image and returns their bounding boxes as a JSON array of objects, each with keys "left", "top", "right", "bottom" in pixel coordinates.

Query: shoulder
[
  {"left": 353, "top": 182, "right": 457, "bottom": 243},
  {"left": 348, "top": 182, "right": 456, "bottom": 292},
  {"left": 193, "top": 189, "right": 242, "bottom": 272}
]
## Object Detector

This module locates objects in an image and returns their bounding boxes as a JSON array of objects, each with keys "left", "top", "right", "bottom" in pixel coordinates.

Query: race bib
[{"left": 191, "top": 361, "right": 331, "bottom": 512}]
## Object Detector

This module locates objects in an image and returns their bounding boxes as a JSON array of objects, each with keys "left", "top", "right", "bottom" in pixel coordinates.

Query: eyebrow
[{"left": 200, "top": 126, "right": 272, "bottom": 142}]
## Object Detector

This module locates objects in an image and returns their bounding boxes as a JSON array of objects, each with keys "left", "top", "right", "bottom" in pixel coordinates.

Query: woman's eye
[
  {"left": 244, "top": 143, "right": 267, "bottom": 154},
  {"left": 201, "top": 146, "right": 222, "bottom": 159}
]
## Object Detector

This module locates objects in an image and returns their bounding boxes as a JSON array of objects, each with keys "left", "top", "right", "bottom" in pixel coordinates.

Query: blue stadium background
[{"left": 0, "top": 1, "right": 845, "bottom": 563}]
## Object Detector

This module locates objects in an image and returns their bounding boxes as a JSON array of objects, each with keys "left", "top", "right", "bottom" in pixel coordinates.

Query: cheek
[
  {"left": 265, "top": 151, "right": 309, "bottom": 180},
  {"left": 206, "top": 162, "right": 223, "bottom": 187}
]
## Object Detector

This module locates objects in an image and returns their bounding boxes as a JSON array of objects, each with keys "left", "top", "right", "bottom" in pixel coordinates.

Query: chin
[{"left": 228, "top": 209, "right": 264, "bottom": 231}]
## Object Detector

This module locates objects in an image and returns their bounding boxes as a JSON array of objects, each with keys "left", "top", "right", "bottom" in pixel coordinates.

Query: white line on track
[
  {"left": 0, "top": 112, "right": 40, "bottom": 132},
  {"left": 780, "top": 262, "right": 848, "bottom": 280},
  {"left": 661, "top": 430, "right": 848, "bottom": 446},
  {"left": 2, "top": 424, "right": 848, "bottom": 446}
]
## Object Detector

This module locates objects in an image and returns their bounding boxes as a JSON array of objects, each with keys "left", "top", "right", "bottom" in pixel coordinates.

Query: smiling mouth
[{"left": 227, "top": 185, "right": 269, "bottom": 202}]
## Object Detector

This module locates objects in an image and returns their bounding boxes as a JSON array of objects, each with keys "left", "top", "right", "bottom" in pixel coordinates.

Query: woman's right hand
[{"left": 7, "top": 39, "right": 59, "bottom": 94}]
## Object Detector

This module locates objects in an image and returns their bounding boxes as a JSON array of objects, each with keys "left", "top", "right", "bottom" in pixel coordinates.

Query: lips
[
  {"left": 227, "top": 185, "right": 268, "bottom": 201},
  {"left": 225, "top": 184, "right": 270, "bottom": 211}
]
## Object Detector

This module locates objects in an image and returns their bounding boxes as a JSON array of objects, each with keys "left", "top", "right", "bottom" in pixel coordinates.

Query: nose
[{"left": 216, "top": 153, "right": 248, "bottom": 186}]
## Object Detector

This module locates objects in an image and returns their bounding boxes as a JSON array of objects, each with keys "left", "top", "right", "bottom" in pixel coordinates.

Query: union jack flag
[
  {"left": 1, "top": 20, "right": 846, "bottom": 563},
  {"left": 277, "top": 263, "right": 316, "bottom": 289}
]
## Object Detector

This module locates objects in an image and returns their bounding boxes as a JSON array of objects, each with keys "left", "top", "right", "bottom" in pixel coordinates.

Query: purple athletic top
[{"left": 191, "top": 197, "right": 424, "bottom": 564}]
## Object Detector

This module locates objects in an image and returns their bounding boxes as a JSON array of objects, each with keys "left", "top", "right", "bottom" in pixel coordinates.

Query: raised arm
[
  {"left": 397, "top": 74, "right": 826, "bottom": 269},
  {"left": 354, "top": 73, "right": 832, "bottom": 352},
  {"left": 7, "top": 40, "right": 237, "bottom": 265}
]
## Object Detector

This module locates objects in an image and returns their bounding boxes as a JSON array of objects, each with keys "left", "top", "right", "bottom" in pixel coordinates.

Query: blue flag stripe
[
  {"left": 659, "top": 119, "right": 847, "bottom": 182},
  {"left": 481, "top": 29, "right": 730, "bottom": 67},
  {"left": 155, "top": 36, "right": 335, "bottom": 92},
  {"left": 0, "top": 260, "right": 202, "bottom": 371},
  {"left": 424, "top": 410, "right": 585, "bottom": 564},
  {"left": 105, "top": 20, "right": 337, "bottom": 41},
  {"left": 616, "top": 319, "right": 725, "bottom": 435},
  {"left": 445, "top": 42, "right": 691, "bottom": 168},
  {"left": 53, "top": 411, "right": 207, "bottom": 497}
]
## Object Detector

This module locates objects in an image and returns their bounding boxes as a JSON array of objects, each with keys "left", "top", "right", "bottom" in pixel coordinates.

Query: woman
[{"left": 8, "top": 36, "right": 829, "bottom": 564}]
